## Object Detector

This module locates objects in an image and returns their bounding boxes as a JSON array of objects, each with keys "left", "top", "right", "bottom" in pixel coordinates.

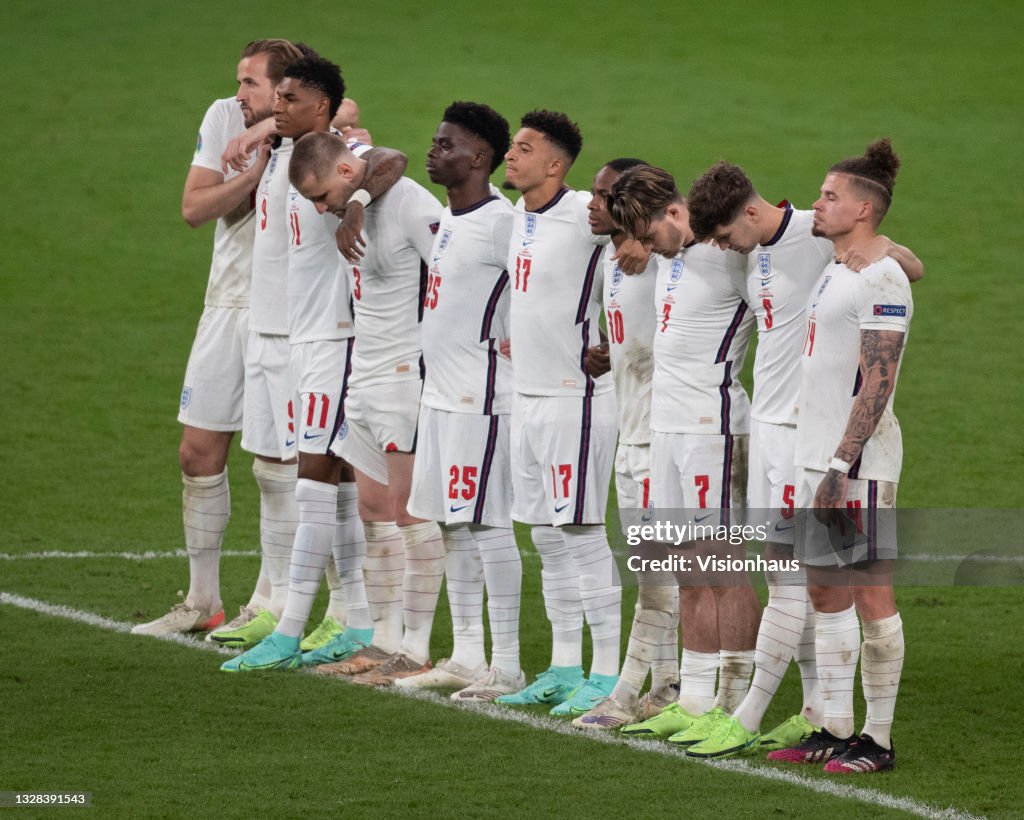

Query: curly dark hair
[
  {"left": 442, "top": 102, "right": 511, "bottom": 173},
  {"left": 830, "top": 139, "right": 901, "bottom": 225},
  {"left": 283, "top": 56, "right": 346, "bottom": 120},
  {"left": 686, "top": 161, "right": 756, "bottom": 241},
  {"left": 520, "top": 109, "right": 582, "bottom": 161}
]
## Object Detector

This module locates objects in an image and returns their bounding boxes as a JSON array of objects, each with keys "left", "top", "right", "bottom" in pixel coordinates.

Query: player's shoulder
[
  {"left": 856, "top": 256, "right": 913, "bottom": 295},
  {"left": 198, "top": 98, "right": 244, "bottom": 137},
  {"left": 204, "top": 97, "right": 240, "bottom": 119}
]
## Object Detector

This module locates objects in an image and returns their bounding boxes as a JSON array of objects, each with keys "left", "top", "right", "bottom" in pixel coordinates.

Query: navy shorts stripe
[
  {"left": 719, "top": 434, "right": 734, "bottom": 528},
  {"left": 718, "top": 361, "right": 733, "bottom": 435},
  {"left": 867, "top": 480, "right": 878, "bottom": 561},
  {"left": 329, "top": 337, "right": 356, "bottom": 439},
  {"left": 573, "top": 395, "right": 593, "bottom": 524},
  {"left": 473, "top": 414, "right": 501, "bottom": 525}
]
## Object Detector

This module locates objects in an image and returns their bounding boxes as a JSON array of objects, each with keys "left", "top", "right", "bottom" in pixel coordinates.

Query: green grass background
[{"left": 1, "top": 0, "right": 1022, "bottom": 816}]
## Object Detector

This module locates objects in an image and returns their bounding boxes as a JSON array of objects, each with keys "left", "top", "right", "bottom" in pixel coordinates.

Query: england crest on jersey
[
  {"left": 437, "top": 228, "right": 453, "bottom": 256},
  {"left": 180, "top": 386, "right": 192, "bottom": 410},
  {"left": 670, "top": 259, "right": 684, "bottom": 282},
  {"left": 611, "top": 264, "right": 623, "bottom": 288},
  {"left": 811, "top": 274, "right": 832, "bottom": 309},
  {"left": 758, "top": 253, "right": 772, "bottom": 283},
  {"left": 525, "top": 214, "right": 537, "bottom": 237},
  {"left": 267, "top": 153, "right": 278, "bottom": 176}
]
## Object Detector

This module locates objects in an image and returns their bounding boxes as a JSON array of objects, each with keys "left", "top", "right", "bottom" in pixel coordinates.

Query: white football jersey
[
  {"left": 747, "top": 206, "right": 833, "bottom": 425},
  {"left": 508, "top": 188, "right": 612, "bottom": 397},
  {"left": 421, "top": 194, "right": 515, "bottom": 415},
  {"left": 603, "top": 249, "right": 657, "bottom": 445},
  {"left": 348, "top": 177, "right": 443, "bottom": 388},
  {"left": 286, "top": 187, "right": 353, "bottom": 344},
  {"left": 249, "top": 138, "right": 294, "bottom": 336},
  {"left": 795, "top": 257, "right": 912, "bottom": 481},
  {"left": 651, "top": 242, "right": 754, "bottom": 434},
  {"left": 190, "top": 98, "right": 254, "bottom": 308}
]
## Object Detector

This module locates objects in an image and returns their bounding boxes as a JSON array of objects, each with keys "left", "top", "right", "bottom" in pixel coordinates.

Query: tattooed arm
[
  {"left": 813, "top": 328, "right": 906, "bottom": 519},
  {"left": 335, "top": 146, "right": 409, "bottom": 262}
]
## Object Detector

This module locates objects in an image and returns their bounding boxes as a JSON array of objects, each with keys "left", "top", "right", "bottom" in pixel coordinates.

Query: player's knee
[{"left": 179, "top": 439, "right": 219, "bottom": 476}]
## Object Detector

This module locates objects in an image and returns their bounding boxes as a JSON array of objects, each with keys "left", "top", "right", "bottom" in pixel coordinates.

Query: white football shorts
[
  {"left": 241, "top": 331, "right": 296, "bottom": 460},
  {"left": 178, "top": 305, "right": 248, "bottom": 431},
  {"left": 794, "top": 467, "right": 898, "bottom": 567},
  {"left": 332, "top": 378, "right": 421, "bottom": 485},
  {"left": 747, "top": 418, "right": 798, "bottom": 546},
  {"left": 408, "top": 406, "right": 512, "bottom": 527},
  {"left": 650, "top": 431, "right": 748, "bottom": 531},
  {"left": 291, "top": 337, "right": 354, "bottom": 456},
  {"left": 511, "top": 391, "right": 616, "bottom": 527}
]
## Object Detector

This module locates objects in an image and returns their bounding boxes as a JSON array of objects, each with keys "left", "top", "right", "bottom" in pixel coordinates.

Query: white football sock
[
  {"left": 650, "top": 583, "right": 680, "bottom": 692},
  {"left": 613, "top": 580, "right": 678, "bottom": 702},
  {"left": 442, "top": 524, "right": 486, "bottom": 671},
  {"left": 678, "top": 649, "right": 718, "bottom": 714},
  {"left": 398, "top": 521, "right": 445, "bottom": 665},
  {"left": 362, "top": 521, "right": 404, "bottom": 653},
  {"left": 277, "top": 479, "right": 336, "bottom": 638},
  {"left": 247, "top": 562, "right": 272, "bottom": 611},
  {"left": 562, "top": 524, "right": 621, "bottom": 678},
  {"left": 182, "top": 469, "right": 229, "bottom": 613},
  {"left": 816, "top": 605, "right": 860, "bottom": 739},
  {"left": 252, "top": 459, "right": 299, "bottom": 618},
  {"left": 733, "top": 572, "right": 808, "bottom": 733},
  {"left": 796, "top": 595, "right": 823, "bottom": 724},
  {"left": 713, "top": 649, "right": 754, "bottom": 713},
  {"left": 860, "top": 612, "right": 904, "bottom": 749},
  {"left": 532, "top": 526, "right": 583, "bottom": 668},
  {"left": 324, "top": 560, "right": 346, "bottom": 623},
  {"left": 472, "top": 524, "right": 522, "bottom": 676},
  {"left": 334, "top": 482, "right": 370, "bottom": 631}
]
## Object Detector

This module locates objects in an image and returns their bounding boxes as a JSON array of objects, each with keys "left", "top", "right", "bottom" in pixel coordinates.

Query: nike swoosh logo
[
  {"left": 450, "top": 504, "right": 471, "bottom": 513},
  {"left": 303, "top": 431, "right": 324, "bottom": 440},
  {"left": 694, "top": 512, "right": 713, "bottom": 522},
  {"left": 666, "top": 285, "right": 678, "bottom": 291},
  {"left": 542, "top": 687, "right": 563, "bottom": 698},
  {"left": 609, "top": 290, "right": 620, "bottom": 298},
  {"left": 774, "top": 522, "right": 794, "bottom": 533},
  {"left": 554, "top": 503, "right": 570, "bottom": 513},
  {"left": 285, "top": 438, "right": 296, "bottom": 447}
]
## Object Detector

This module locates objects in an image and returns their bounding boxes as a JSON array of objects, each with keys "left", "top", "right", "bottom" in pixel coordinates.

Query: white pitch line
[
  {"left": 0, "top": 592, "right": 983, "bottom": 820},
  {"left": 0, "top": 549, "right": 260, "bottom": 561},
  {"left": 1, "top": 549, "right": 1019, "bottom": 564}
]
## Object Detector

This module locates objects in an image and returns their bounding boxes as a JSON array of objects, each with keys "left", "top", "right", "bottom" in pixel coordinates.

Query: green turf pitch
[{"left": 1, "top": 0, "right": 1022, "bottom": 816}]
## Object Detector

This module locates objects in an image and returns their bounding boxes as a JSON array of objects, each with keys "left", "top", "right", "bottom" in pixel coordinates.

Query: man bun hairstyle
[
  {"left": 607, "top": 165, "right": 682, "bottom": 238},
  {"left": 687, "top": 161, "right": 757, "bottom": 241},
  {"left": 240, "top": 39, "right": 304, "bottom": 85},
  {"left": 831, "top": 138, "right": 901, "bottom": 224},
  {"left": 283, "top": 56, "right": 346, "bottom": 120},
  {"left": 443, "top": 102, "right": 511, "bottom": 173},
  {"left": 520, "top": 109, "right": 583, "bottom": 162}
]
